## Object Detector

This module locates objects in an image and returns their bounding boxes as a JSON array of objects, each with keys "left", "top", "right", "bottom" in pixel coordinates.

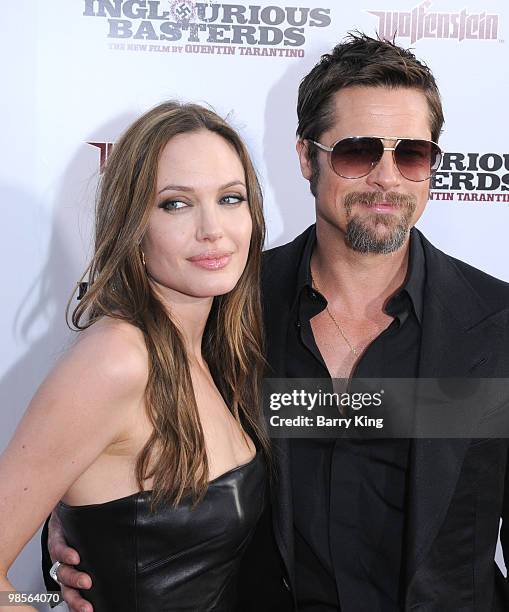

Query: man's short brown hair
[{"left": 297, "top": 32, "right": 444, "bottom": 195}]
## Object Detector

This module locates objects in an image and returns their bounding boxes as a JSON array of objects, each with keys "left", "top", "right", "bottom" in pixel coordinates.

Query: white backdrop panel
[{"left": 1, "top": 0, "right": 507, "bottom": 604}]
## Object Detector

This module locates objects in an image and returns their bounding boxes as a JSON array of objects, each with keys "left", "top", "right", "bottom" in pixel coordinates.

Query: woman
[{"left": 0, "top": 101, "right": 271, "bottom": 611}]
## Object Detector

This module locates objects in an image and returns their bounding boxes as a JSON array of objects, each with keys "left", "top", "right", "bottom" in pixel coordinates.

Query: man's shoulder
[
  {"left": 262, "top": 225, "right": 314, "bottom": 281},
  {"left": 450, "top": 254, "right": 509, "bottom": 292},
  {"left": 419, "top": 230, "right": 509, "bottom": 306}
]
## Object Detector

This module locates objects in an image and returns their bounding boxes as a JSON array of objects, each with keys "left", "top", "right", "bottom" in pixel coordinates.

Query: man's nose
[{"left": 365, "top": 148, "right": 401, "bottom": 191}]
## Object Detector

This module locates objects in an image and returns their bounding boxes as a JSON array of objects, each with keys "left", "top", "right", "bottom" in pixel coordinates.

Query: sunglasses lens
[
  {"left": 331, "top": 137, "right": 382, "bottom": 178},
  {"left": 395, "top": 139, "right": 442, "bottom": 181}
]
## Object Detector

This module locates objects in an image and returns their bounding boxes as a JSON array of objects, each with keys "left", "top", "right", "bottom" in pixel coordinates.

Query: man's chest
[{"left": 309, "top": 309, "right": 394, "bottom": 379}]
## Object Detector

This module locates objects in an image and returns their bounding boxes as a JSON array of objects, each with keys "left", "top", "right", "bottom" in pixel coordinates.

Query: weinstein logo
[{"left": 368, "top": 0, "right": 499, "bottom": 43}]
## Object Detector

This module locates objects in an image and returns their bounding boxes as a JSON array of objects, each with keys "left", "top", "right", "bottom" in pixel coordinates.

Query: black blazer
[{"left": 249, "top": 225, "right": 509, "bottom": 612}]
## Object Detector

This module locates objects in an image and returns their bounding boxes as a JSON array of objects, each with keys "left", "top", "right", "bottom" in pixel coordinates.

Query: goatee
[{"left": 343, "top": 191, "right": 417, "bottom": 254}]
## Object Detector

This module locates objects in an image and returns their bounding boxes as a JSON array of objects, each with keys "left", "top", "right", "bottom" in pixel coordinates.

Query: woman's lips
[{"left": 187, "top": 251, "right": 232, "bottom": 270}]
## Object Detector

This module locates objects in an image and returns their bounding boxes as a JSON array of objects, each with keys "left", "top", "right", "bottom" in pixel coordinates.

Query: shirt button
[
  {"left": 310, "top": 290, "right": 317, "bottom": 299},
  {"left": 295, "top": 321, "right": 301, "bottom": 328}
]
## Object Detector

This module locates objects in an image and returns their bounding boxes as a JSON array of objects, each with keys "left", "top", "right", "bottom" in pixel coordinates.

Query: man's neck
[{"left": 311, "top": 222, "right": 411, "bottom": 320}]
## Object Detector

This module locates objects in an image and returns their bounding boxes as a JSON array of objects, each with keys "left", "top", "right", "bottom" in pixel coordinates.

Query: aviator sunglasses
[{"left": 310, "top": 136, "right": 442, "bottom": 182}]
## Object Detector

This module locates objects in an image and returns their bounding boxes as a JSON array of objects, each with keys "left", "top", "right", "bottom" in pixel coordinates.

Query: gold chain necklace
[{"left": 311, "top": 273, "right": 382, "bottom": 357}]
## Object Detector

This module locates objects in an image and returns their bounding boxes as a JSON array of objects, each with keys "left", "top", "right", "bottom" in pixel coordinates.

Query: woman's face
[{"left": 141, "top": 129, "right": 253, "bottom": 303}]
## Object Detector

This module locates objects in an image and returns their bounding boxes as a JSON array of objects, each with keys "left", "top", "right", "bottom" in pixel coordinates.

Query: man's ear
[{"left": 296, "top": 139, "right": 313, "bottom": 180}]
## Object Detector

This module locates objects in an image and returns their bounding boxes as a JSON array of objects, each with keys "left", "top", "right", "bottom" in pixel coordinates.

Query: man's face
[{"left": 297, "top": 86, "right": 433, "bottom": 254}]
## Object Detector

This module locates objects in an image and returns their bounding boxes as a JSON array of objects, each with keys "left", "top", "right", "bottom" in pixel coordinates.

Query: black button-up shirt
[{"left": 286, "top": 227, "right": 425, "bottom": 611}]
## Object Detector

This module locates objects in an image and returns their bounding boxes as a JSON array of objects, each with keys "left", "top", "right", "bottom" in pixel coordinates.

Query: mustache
[{"left": 344, "top": 191, "right": 417, "bottom": 211}]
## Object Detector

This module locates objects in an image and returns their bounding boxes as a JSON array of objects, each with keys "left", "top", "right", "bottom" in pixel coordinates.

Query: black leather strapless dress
[{"left": 56, "top": 451, "right": 265, "bottom": 611}]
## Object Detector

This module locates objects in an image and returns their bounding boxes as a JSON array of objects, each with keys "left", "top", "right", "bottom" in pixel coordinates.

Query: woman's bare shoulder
[{"left": 63, "top": 317, "right": 150, "bottom": 396}]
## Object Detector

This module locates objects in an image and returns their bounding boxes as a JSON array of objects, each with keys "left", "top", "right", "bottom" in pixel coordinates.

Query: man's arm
[
  {"left": 495, "top": 443, "right": 509, "bottom": 609},
  {"left": 41, "top": 517, "right": 57, "bottom": 594},
  {"left": 41, "top": 513, "right": 93, "bottom": 612}
]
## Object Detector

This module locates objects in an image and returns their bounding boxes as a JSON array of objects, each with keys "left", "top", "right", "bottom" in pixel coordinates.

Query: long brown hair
[{"left": 69, "top": 101, "right": 269, "bottom": 506}]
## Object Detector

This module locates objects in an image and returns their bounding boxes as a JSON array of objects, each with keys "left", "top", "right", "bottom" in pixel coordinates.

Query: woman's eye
[
  {"left": 220, "top": 195, "right": 246, "bottom": 205},
  {"left": 159, "top": 199, "right": 189, "bottom": 211}
]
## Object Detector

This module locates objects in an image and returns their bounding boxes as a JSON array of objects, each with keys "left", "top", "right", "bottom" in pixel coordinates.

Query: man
[{"left": 43, "top": 33, "right": 509, "bottom": 610}]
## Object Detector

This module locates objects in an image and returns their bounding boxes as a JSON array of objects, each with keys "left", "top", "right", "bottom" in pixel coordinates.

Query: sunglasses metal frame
[{"left": 310, "top": 136, "right": 442, "bottom": 182}]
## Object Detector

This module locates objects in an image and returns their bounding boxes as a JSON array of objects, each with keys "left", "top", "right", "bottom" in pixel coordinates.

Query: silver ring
[{"left": 49, "top": 560, "right": 62, "bottom": 585}]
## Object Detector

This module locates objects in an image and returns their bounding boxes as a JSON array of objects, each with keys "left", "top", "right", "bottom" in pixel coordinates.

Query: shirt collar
[
  {"left": 400, "top": 227, "right": 425, "bottom": 324},
  {"left": 296, "top": 224, "right": 317, "bottom": 293},
  {"left": 296, "top": 224, "right": 425, "bottom": 325}
]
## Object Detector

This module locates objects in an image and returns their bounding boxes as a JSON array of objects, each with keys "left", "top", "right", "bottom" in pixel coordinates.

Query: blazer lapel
[
  {"left": 271, "top": 438, "right": 295, "bottom": 592},
  {"left": 263, "top": 236, "right": 311, "bottom": 597},
  {"left": 405, "top": 233, "right": 509, "bottom": 586},
  {"left": 267, "top": 321, "right": 297, "bottom": 593}
]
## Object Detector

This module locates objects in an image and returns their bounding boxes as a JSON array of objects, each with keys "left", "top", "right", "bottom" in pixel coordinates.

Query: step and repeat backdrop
[{"left": 1, "top": 0, "right": 508, "bottom": 602}]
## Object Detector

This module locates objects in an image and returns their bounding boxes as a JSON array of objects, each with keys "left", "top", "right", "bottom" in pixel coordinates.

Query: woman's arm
[{"left": 0, "top": 321, "right": 148, "bottom": 611}]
